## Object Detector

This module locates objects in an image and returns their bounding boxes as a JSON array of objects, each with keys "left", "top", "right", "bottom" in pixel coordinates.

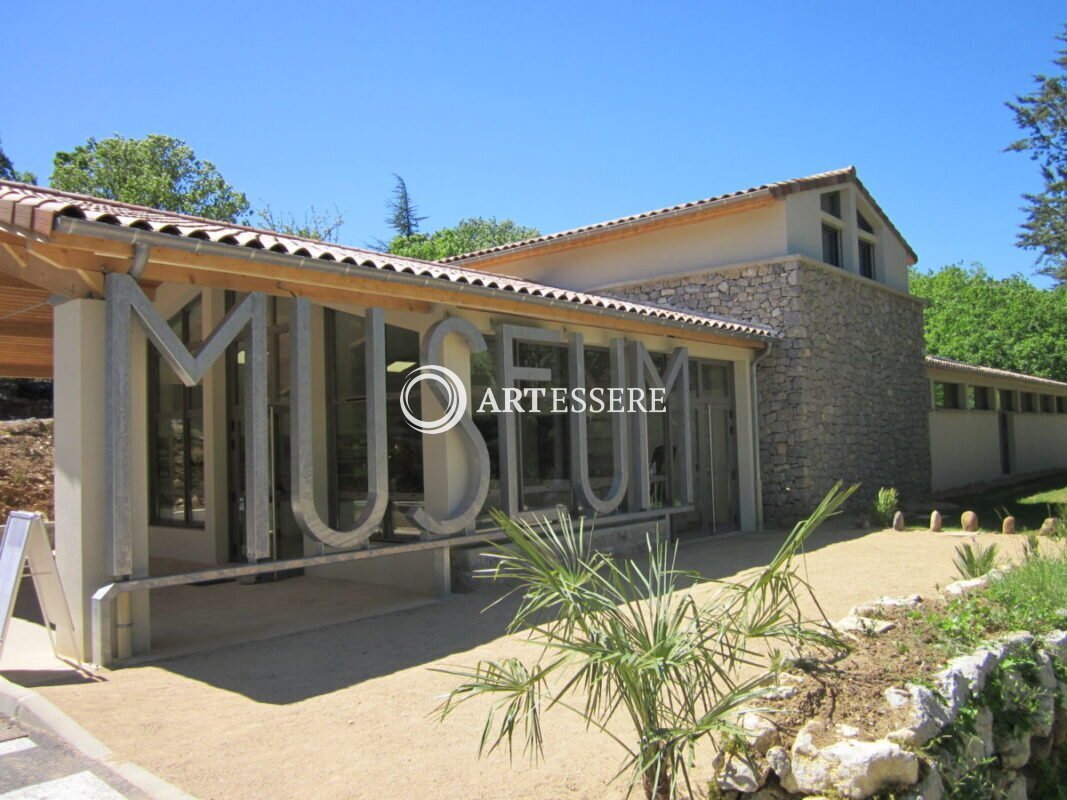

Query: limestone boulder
[
  {"left": 783, "top": 723, "right": 920, "bottom": 799},
  {"left": 713, "top": 751, "right": 770, "bottom": 794},
  {"left": 886, "top": 685, "right": 952, "bottom": 747}
]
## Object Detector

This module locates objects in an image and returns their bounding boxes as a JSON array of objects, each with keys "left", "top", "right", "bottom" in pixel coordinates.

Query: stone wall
[{"left": 608, "top": 258, "right": 930, "bottom": 526}]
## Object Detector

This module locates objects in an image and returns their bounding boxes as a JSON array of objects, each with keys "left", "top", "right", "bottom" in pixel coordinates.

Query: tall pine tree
[{"left": 1007, "top": 24, "right": 1067, "bottom": 284}]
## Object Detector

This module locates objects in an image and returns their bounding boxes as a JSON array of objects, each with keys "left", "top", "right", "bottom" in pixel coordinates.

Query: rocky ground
[{"left": 0, "top": 418, "right": 54, "bottom": 521}]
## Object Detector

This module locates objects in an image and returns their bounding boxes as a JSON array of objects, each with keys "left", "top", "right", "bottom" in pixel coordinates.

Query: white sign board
[{"left": 0, "top": 511, "right": 79, "bottom": 662}]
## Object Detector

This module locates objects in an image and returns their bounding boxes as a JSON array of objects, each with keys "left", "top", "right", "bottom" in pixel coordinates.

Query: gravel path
[{"left": 33, "top": 527, "right": 1026, "bottom": 800}]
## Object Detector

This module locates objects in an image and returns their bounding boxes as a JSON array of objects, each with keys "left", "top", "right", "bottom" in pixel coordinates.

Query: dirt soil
[
  {"left": 0, "top": 418, "right": 53, "bottom": 521},
  {"left": 770, "top": 604, "right": 950, "bottom": 745},
  {"left": 27, "top": 528, "right": 1029, "bottom": 800}
]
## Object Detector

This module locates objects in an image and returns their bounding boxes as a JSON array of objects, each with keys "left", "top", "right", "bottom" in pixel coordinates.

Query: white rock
[
  {"left": 766, "top": 745, "right": 790, "bottom": 781},
  {"left": 738, "top": 712, "right": 780, "bottom": 755},
  {"left": 901, "top": 763, "right": 944, "bottom": 800},
  {"left": 836, "top": 724, "right": 861, "bottom": 739},
  {"left": 997, "top": 631, "right": 1036, "bottom": 652},
  {"left": 714, "top": 751, "right": 769, "bottom": 793},
  {"left": 835, "top": 615, "right": 896, "bottom": 636},
  {"left": 945, "top": 649, "right": 999, "bottom": 695},
  {"left": 887, "top": 685, "right": 952, "bottom": 747},
  {"left": 1043, "top": 630, "right": 1067, "bottom": 662},
  {"left": 783, "top": 723, "right": 920, "bottom": 799},
  {"left": 944, "top": 576, "right": 989, "bottom": 597},
  {"left": 851, "top": 595, "right": 922, "bottom": 617},
  {"left": 954, "top": 705, "right": 995, "bottom": 766},
  {"left": 937, "top": 668, "right": 972, "bottom": 716},
  {"left": 885, "top": 687, "right": 910, "bottom": 709}
]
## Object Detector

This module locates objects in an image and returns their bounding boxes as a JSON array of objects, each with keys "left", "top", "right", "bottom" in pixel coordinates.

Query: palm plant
[
  {"left": 953, "top": 540, "right": 1000, "bottom": 580},
  {"left": 433, "top": 483, "right": 856, "bottom": 800}
]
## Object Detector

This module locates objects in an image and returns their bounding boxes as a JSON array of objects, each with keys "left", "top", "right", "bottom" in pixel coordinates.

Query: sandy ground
[{"left": 26, "top": 527, "right": 1027, "bottom": 800}]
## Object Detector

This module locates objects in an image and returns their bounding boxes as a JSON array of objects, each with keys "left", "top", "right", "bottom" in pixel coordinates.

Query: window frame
[{"left": 821, "top": 223, "right": 843, "bottom": 268}]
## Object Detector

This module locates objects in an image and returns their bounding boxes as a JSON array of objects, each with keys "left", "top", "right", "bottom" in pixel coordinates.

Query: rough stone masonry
[{"left": 608, "top": 257, "right": 931, "bottom": 527}]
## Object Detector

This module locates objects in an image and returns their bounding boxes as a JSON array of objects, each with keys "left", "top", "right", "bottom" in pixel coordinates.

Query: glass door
[
  {"left": 225, "top": 295, "right": 302, "bottom": 563},
  {"left": 675, "top": 360, "right": 739, "bottom": 537}
]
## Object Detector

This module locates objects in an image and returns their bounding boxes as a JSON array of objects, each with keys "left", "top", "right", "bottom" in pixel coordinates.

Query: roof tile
[{"left": 0, "top": 180, "right": 776, "bottom": 341}]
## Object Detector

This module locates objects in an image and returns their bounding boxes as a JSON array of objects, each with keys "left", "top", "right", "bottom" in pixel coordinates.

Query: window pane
[
  {"left": 859, "top": 240, "right": 875, "bottom": 279},
  {"left": 822, "top": 224, "right": 842, "bottom": 267},
  {"left": 149, "top": 295, "right": 204, "bottom": 527},
  {"left": 153, "top": 416, "right": 187, "bottom": 523},
  {"left": 820, "top": 191, "right": 841, "bottom": 218}
]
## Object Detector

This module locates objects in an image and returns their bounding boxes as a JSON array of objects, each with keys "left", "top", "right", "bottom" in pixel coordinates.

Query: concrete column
[
  {"left": 54, "top": 300, "right": 106, "bottom": 660},
  {"left": 419, "top": 331, "right": 475, "bottom": 596},
  {"left": 733, "top": 357, "right": 758, "bottom": 531},
  {"left": 53, "top": 300, "right": 148, "bottom": 659},
  {"left": 202, "top": 289, "right": 231, "bottom": 564}
]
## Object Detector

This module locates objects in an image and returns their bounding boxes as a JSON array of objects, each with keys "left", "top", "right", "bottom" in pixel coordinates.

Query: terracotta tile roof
[
  {"left": 926, "top": 356, "right": 1067, "bottom": 391},
  {"left": 442, "top": 166, "right": 918, "bottom": 265},
  {"left": 0, "top": 180, "right": 775, "bottom": 341}
]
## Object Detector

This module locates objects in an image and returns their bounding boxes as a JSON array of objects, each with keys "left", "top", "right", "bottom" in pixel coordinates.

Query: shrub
[
  {"left": 434, "top": 484, "right": 857, "bottom": 800},
  {"left": 953, "top": 541, "right": 999, "bottom": 580},
  {"left": 872, "top": 487, "right": 899, "bottom": 528},
  {"left": 931, "top": 548, "right": 1067, "bottom": 649}
]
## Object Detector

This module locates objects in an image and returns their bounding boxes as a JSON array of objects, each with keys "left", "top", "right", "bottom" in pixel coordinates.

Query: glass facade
[
  {"left": 149, "top": 296, "right": 206, "bottom": 527},
  {"left": 326, "top": 309, "right": 424, "bottom": 535}
]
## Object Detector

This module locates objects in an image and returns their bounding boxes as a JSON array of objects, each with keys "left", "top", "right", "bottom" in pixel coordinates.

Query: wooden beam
[
  {"left": 48, "top": 231, "right": 767, "bottom": 349},
  {"left": 141, "top": 262, "right": 433, "bottom": 314},
  {"left": 0, "top": 363, "right": 52, "bottom": 378},
  {"left": 0, "top": 243, "right": 97, "bottom": 298},
  {"left": 0, "top": 320, "right": 52, "bottom": 338}
]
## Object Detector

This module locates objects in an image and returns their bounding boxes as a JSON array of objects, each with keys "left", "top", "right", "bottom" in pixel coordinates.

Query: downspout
[
  {"left": 127, "top": 243, "right": 150, "bottom": 279},
  {"left": 750, "top": 342, "right": 773, "bottom": 530}
]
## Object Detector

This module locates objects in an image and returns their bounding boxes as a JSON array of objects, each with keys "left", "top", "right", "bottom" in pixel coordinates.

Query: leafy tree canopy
[
  {"left": 388, "top": 216, "right": 540, "bottom": 261},
  {"left": 50, "top": 134, "right": 250, "bottom": 223},
  {"left": 911, "top": 263, "right": 1067, "bottom": 381},
  {"left": 1007, "top": 24, "right": 1067, "bottom": 284},
  {"left": 0, "top": 137, "right": 36, "bottom": 184}
]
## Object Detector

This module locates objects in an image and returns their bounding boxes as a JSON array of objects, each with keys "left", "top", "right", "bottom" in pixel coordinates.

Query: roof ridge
[{"left": 440, "top": 166, "right": 858, "bottom": 264}]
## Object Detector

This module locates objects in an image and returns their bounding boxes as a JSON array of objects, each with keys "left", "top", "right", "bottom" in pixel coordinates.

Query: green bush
[
  {"left": 931, "top": 548, "right": 1067, "bottom": 650},
  {"left": 873, "top": 487, "right": 899, "bottom": 528}
]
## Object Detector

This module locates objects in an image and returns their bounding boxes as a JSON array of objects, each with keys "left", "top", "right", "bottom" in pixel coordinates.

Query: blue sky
[{"left": 3, "top": 2, "right": 1064, "bottom": 281}]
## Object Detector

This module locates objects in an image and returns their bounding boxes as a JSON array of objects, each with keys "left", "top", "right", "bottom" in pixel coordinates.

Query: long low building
[{"left": 0, "top": 167, "right": 1064, "bottom": 665}]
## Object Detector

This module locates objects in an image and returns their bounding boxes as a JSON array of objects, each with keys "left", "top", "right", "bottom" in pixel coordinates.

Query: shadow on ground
[{"left": 145, "top": 522, "right": 878, "bottom": 704}]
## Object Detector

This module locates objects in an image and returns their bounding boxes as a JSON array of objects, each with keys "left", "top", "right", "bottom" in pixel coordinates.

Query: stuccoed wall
[{"left": 607, "top": 257, "right": 930, "bottom": 526}]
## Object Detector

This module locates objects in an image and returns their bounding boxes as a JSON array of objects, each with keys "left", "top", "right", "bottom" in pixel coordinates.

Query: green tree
[
  {"left": 50, "top": 134, "right": 250, "bottom": 223},
  {"left": 1007, "top": 24, "right": 1067, "bottom": 284},
  {"left": 911, "top": 263, "right": 1067, "bottom": 380},
  {"left": 0, "top": 136, "right": 36, "bottom": 184},
  {"left": 384, "top": 174, "right": 426, "bottom": 237},
  {"left": 389, "top": 216, "right": 540, "bottom": 260},
  {"left": 258, "top": 204, "right": 345, "bottom": 242}
]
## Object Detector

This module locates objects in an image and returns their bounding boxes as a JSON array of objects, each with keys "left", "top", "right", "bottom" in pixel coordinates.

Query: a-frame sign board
[{"left": 0, "top": 511, "right": 79, "bottom": 662}]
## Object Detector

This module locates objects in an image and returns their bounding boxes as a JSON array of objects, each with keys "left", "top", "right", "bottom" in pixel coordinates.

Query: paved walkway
[{"left": 0, "top": 714, "right": 143, "bottom": 799}]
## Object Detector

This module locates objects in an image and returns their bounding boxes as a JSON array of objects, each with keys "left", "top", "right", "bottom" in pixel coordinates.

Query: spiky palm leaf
[{"left": 433, "top": 482, "right": 857, "bottom": 799}]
